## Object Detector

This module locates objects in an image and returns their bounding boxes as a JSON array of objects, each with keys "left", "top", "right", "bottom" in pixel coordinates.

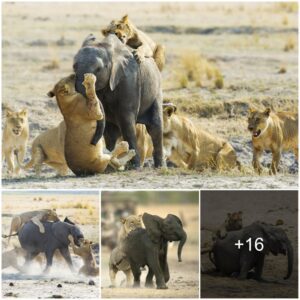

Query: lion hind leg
[
  {"left": 216, "top": 142, "right": 237, "bottom": 170},
  {"left": 24, "top": 144, "right": 45, "bottom": 176},
  {"left": 8, "top": 216, "right": 22, "bottom": 244},
  {"left": 31, "top": 216, "right": 45, "bottom": 234}
]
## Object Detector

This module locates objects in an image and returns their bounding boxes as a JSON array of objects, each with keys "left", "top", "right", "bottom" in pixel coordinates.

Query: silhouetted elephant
[
  {"left": 209, "top": 222, "right": 293, "bottom": 280},
  {"left": 121, "top": 213, "right": 187, "bottom": 289}
]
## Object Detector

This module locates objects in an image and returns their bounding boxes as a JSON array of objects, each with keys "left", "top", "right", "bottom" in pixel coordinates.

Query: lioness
[
  {"left": 5, "top": 209, "right": 59, "bottom": 244},
  {"left": 102, "top": 15, "right": 165, "bottom": 71},
  {"left": 2, "top": 247, "right": 27, "bottom": 272},
  {"left": 2, "top": 108, "right": 29, "bottom": 175},
  {"left": 47, "top": 73, "right": 135, "bottom": 176},
  {"left": 23, "top": 121, "right": 68, "bottom": 176},
  {"left": 109, "top": 215, "right": 143, "bottom": 287},
  {"left": 69, "top": 236, "right": 99, "bottom": 277},
  {"left": 163, "top": 103, "right": 239, "bottom": 171},
  {"left": 248, "top": 107, "right": 298, "bottom": 175}
]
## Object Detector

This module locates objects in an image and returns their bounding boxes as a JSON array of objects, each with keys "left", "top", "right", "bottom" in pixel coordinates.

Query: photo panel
[
  {"left": 201, "top": 190, "right": 298, "bottom": 298},
  {"left": 2, "top": 190, "right": 100, "bottom": 299},
  {"left": 101, "top": 190, "right": 199, "bottom": 298}
]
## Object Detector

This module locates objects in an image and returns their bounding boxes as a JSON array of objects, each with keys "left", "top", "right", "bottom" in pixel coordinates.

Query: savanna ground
[
  {"left": 201, "top": 191, "right": 298, "bottom": 298},
  {"left": 101, "top": 191, "right": 199, "bottom": 298},
  {"left": 2, "top": 191, "right": 99, "bottom": 298},
  {"left": 2, "top": 2, "right": 298, "bottom": 189}
]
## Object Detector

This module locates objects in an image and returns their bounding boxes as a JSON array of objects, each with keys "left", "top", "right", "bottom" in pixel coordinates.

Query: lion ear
[
  {"left": 5, "top": 109, "right": 13, "bottom": 118},
  {"left": 138, "top": 214, "right": 142, "bottom": 221},
  {"left": 102, "top": 28, "right": 109, "bottom": 36},
  {"left": 248, "top": 106, "right": 255, "bottom": 114},
  {"left": 163, "top": 105, "right": 176, "bottom": 118},
  {"left": 19, "top": 109, "right": 28, "bottom": 117},
  {"left": 264, "top": 107, "right": 271, "bottom": 116},
  {"left": 47, "top": 89, "right": 55, "bottom": 97},
  {"left": 121, "top": 14, "right": 129, "bottom": 23},
  {"left": 120, "top": 217, "right": 126, "bottom": 224}
]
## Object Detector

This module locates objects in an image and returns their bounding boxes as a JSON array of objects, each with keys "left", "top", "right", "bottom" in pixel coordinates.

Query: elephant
[
  {"left": 120, "top": 213, "right": 187, "bottom": 289},
  {"left": 209, "top": 222, "right": 293, "bottom": 281},
  {"left": 18, "top": 220, "right": 84, "bottom": 274},
  {"left": 73, "top": 33, "right": 163, "bottom": 168}
]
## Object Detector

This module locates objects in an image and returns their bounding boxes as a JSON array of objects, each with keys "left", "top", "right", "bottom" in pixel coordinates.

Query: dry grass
[
  {"left": 275, "top": 2, "right": 298, "bottom": 13},
  {"left": 177, "top": 51, "right": 224, "bottom": 89},
  {"left": 283, "top": 36, "right": 296, "bottom": 52},
  {"left": 42, "top": 59, "right": 60, "bottom": 70},
  {"left": 278, "top": 65, "right": 287, "bottom": 74}
]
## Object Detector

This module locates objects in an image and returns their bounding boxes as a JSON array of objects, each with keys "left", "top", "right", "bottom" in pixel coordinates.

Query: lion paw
[
  {"left": 116, "top": 141, "right": 130, "bottom": 154},
  {"left": 133, "top": 50, "right": 145, "bottom": 64},
  {"left": 83, "top": 73, "right": 96, "bottom": 87}
]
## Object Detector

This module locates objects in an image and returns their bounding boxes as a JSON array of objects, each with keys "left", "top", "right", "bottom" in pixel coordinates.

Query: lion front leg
[
  {"left": 270, "top": 149, "right": 281, "bottom": 175},
  {"left": 4, "top": 149, "right": 15, "bottom": 175},
  {"left": 31, "top": 216, "right": 45, "bottom": 233},
  {"left": 252, "top": 147, "right": 263, "bottom": 175}
]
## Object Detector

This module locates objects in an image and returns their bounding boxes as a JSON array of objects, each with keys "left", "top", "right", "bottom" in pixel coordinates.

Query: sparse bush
[
  {"left": 276, "top": 2, "right": 298, "bottom": 13},
  {"left": 283, "top": 37, "right": 296, "bottom": 52},
  {"left": 282, "top": 15, "right": 289, "bottom": 26},
  {"left": 177, "top": 72, "right": 189, "bottom": 88},
  {"left": 214, "top": 69, "right": 224, "bottom": 89},
  {"left": 43, "top": 59, "right": 60, "bottom": 70},
  {"left": 278, "top": 66, "right": 287, "bottom": 74}
]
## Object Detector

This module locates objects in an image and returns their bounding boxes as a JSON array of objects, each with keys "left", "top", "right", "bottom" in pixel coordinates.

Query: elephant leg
[
  {"left": 104, "top": 121, "right": 121, "bottom": 151},
  {"left": 23, "top": 251, "right": 39, "bottom": 271},
  {"left": 59, "top": 247, "right": 74, "bottom": 273},
  {"left": 238, "top": 252, "right": 256, "bottom": 280},
  {"left": 253, "top": 255, "right": 265, "bottom": 281},
  {"left": 109, "top": 265, "right": 118, "bottom": 287},
  {"left": 119, "top": 117, "right": 140, "bottom": 168},
  {"left": 163, "top": 261, "right": 170, "bottom": 283},
  {"left": 145, "top": 267, "right": 154, "bottom": 288},
  {"left": 145, "top": 102, "right": 163, "bottom": 168},
  {"left": 147, "top": 252, "right": 167, "bottom": 289},
  {"left": 43, "top": 248, "right": 55, "bottom": 274},
  {"left": 129, "top": 260, "right": 141, "bottom": 288}
]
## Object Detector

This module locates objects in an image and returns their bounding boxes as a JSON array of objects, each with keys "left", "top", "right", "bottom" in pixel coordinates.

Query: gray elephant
[
  {"left": 18, "top": 220, "right": 84, "bottom": 273},
  {"left": 120, "top": 213, "right": 187, "bottom": 289},
  {"left": 209, "top": 222, "right": 293, "bottom": 280},
  {"left": 73, "top": 34, "right": 163, "bottom": 168}
]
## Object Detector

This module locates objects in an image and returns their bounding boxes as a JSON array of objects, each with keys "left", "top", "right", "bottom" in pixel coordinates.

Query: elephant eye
[{"left": 96, "top": 67, "right": 101, "bottom": 72}]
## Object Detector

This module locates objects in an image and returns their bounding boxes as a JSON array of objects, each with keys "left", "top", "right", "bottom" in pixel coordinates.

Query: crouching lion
[
  {"left": 248, "top": 107, "right": 298, "bottom": 175},
  {"left": 109, "top": 215, "right": 143, "bottom": 287},
  {"left": 4, "top": 209, "right": 59, "bottom": 244},
  {"left": 163, "top": 103, "right": 240, "bottom": 171},
  {"left": 47, "top": 73, "right": 135, "bottom": 176}
]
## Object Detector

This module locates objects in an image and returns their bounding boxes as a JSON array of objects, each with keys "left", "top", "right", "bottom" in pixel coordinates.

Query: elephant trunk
[
  {"left": 75, "top": 73, "right": 86, "bottom": 97},
  {"left": 284, "top": 240, "right": 293, "bottom": 280},
  {"left": 177, "top": 229, "right": 187, "bottom": 262}
]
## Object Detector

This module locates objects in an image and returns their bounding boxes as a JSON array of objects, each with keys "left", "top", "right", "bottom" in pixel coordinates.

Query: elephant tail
[
  {"left": 2, "top": 232, "right": 19, "bottom": 239},
  {"left": 208, "top": 250, "right": 216, "bottom": 266},
  {"left": 153, "top": 44, "right": 165, "bottom": 72}
]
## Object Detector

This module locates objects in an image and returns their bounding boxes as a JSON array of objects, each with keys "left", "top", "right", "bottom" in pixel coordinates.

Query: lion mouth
[
  {"left": 253, "top": 129, "right": 261, "bottom": 138},
  {"left": 12, "top": 129, "right": 21, "bottom": 136}
]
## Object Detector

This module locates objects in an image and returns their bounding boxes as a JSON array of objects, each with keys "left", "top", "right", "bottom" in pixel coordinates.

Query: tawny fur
[
  {"left": 163, "top": 103, "right": 239, "bottom": 171},
  {"left": 5, "top": 209, "right": 59, "bottom": 244},
  {"left": 248, "top": 107, "right": 298, "bottom": 175},
  {"left": 109, "top": 215, "right": 143, "bottom": 287},
  {"left": 2, "top": 108, "right": 29, "bottom": 175},
  {"left": 48, "top": 73, "right": 135, "bottom": 176},
  {"left": 102, "top": 15, "right": 165, "bottom": 71},
  {"left": 23, "top": 121, "right": 68, "bottom": 176},
  {"left": 2, "top": 247, "right": 27, "bottom": 272}
]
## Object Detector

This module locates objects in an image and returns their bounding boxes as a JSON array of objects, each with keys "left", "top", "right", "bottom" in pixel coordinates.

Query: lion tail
[{"left": 153, "top": 44, "right": 165, "bottom": 72}]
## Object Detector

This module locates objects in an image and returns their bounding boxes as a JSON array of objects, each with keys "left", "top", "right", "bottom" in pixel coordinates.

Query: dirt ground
[
  {"left": 101, "top": 203, "right": 199, "bottom": 298},
  {"left": 201, "top": 191, "right": 298, "bottom": 298},
  {"left": 2, "top": 192, "right": 99, "bottom": 299},
  {"left": 2, "top": 2, "right": 298, "bottom": 189}
]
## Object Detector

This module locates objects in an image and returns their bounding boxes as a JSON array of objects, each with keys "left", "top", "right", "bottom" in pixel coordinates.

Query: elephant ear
[
  {"left": 52, "top": 222, "right": 72, "bottom": 246},
  {"left": 142, "top": 213, "right": 163, "bottom": 243},
  {"left": 260, "top": 223, "right": 286, "bottom": 255},
  {"left": 109, "top": 39, "right": 134, "bottom": 91}
]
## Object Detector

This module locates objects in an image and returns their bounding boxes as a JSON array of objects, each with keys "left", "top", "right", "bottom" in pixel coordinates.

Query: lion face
[
  {"left": 5, "top": 109, "right": 28, "bottom": 136},
  {"left": 45, "top": 209, "right": 59, "bottom": 222},
  {"left": 102, "top": 15, "right": 132, "bottom": 44},
  {"left": 121, "top": 215, "right": 142, "bottom": 235},
  {"left": 163, "top": 103, "right": 177, "bottom": 133},
  {"left": 47, "top": 74, "right": 76, "bottom": 100},
  {"left": 247, "top": 108, "right": 271, "bottom": 138},
  {"left": 225, "top": 211, "right": 243, "bottom": 232}
]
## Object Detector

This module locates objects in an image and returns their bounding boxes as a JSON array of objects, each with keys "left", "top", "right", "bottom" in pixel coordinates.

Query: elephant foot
[
  {"left": 156, "top": 284, "right": 168, "bottom": 289},
  {"left": 133, "top": 282, "right": 141, "bottom": 288}
]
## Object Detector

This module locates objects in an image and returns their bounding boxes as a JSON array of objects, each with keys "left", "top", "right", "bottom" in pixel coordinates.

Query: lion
[
  {"left": 248, "top": 107, "right": 298, "bottom": 175},
  {"left": 22, "top": 121, "right": 68, "bottom": 176},
  {"left": 162, "top": 103, "right": 240, "bottom": 171},
  {"left": 5, "top": 209, "right": 59, "bottom": 244},
  {"left": 68, "top": 236, "right": 99, "bottom": 276},
  {"left": 109, "top": 215, "right": 143, "bottom": 287},
  {"left": 102, "top": 15, "right": 165, "bottom": 71},
  {"left": 47, "top": 73, "right": 136, "bottom": 176},
  {"left": 2, "top": 107, "right": 29, "bottom": 175},
  {"left": 2, "top": 247, "right": 27, "bottom": 272}
]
